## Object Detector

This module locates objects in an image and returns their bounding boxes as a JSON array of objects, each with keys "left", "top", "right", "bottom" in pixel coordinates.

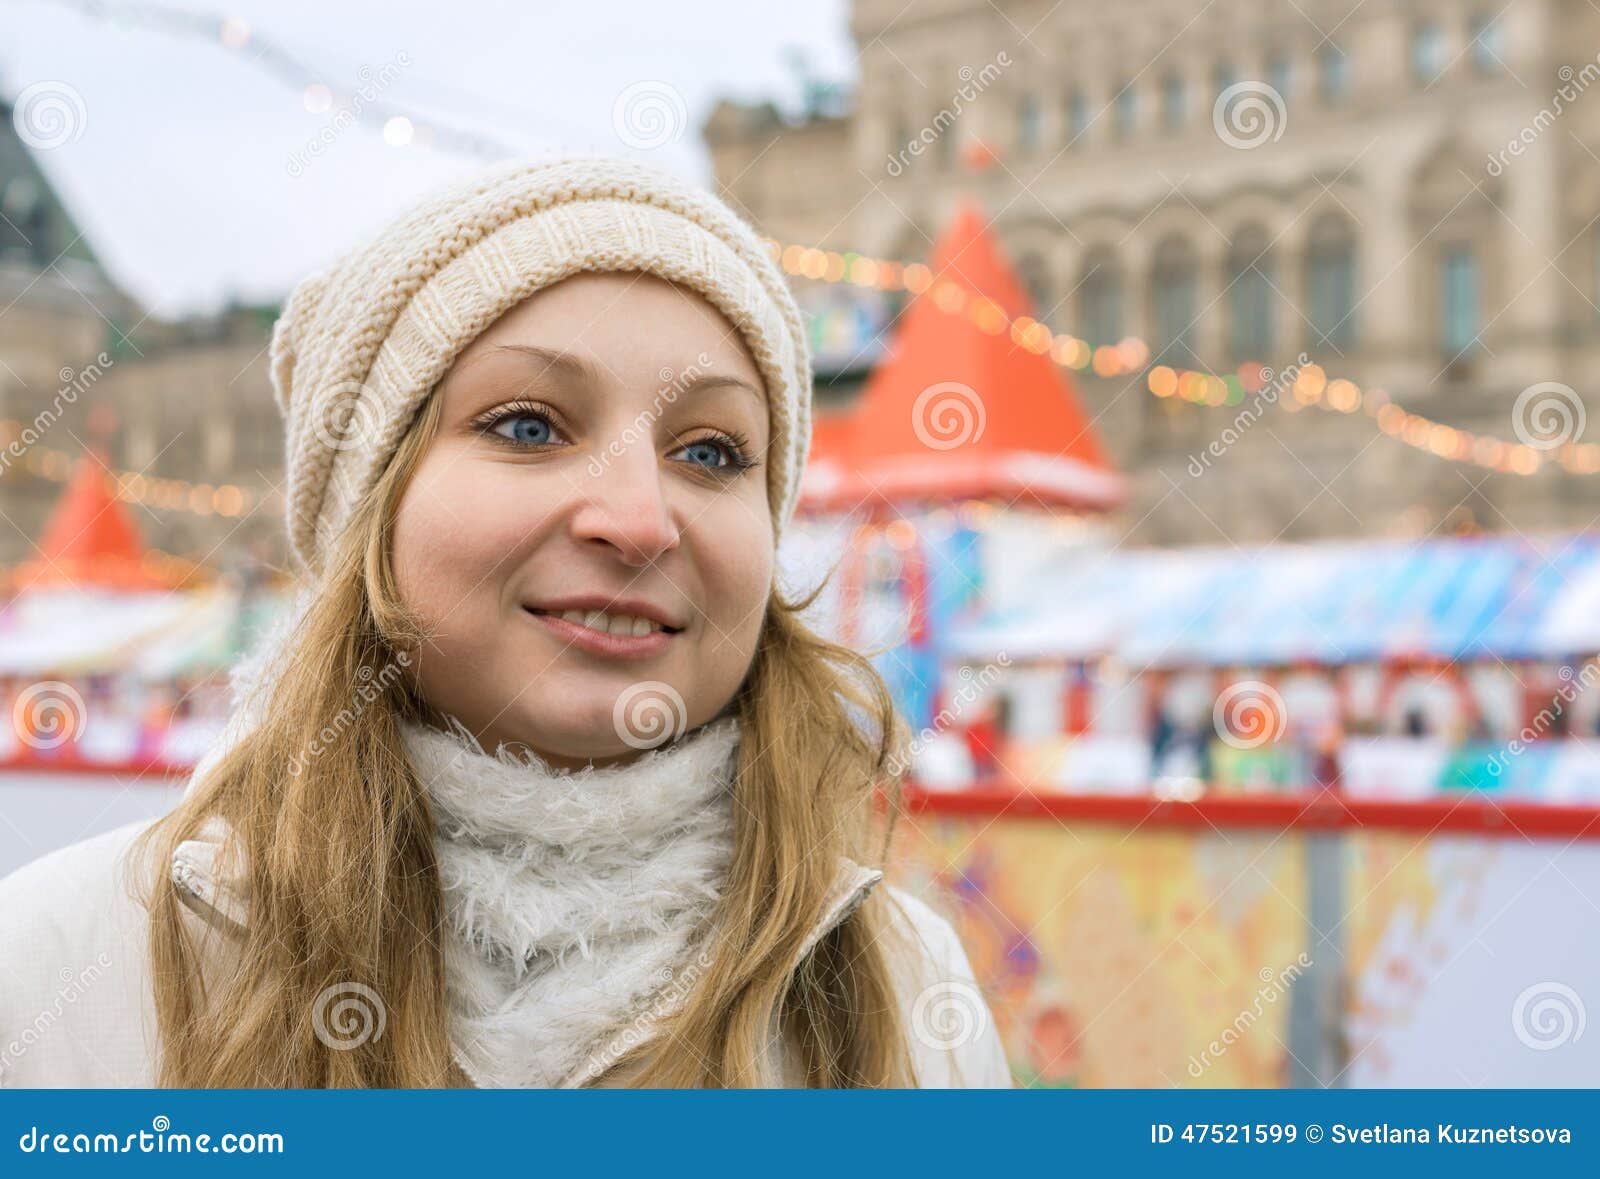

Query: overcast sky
[{"left": 0, "top": 0, "right": 854, "bottom": 316}]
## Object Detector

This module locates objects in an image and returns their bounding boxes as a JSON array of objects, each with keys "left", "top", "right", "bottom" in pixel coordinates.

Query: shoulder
[
  {"left": 876, "top": 882, "right": 1015, "bottom": 1088},
  {"left": 0, "top": 818, "right": 159, "bottom": 945},
  {"left": 0, "top": 820, "right": 163, "bottom": 1086}
]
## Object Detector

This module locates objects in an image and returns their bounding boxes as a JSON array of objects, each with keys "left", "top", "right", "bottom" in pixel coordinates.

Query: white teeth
[{"left": 551, "top": 608, "right": 665, "bottom": 637}]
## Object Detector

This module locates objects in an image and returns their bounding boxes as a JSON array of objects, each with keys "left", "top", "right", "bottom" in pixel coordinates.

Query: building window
[
  {"left": 1470, "top": 13, "right": 1504, "bottom": 73},
  {"left": 1267, "top": 53, "right": 1293, "bottom": 103},
  {"left": 1212, "top": 61, "right": 1236, "bottom": 102},
  {"left": 1228, "top": 229, "right": 1275, "bottom": 359},
  {"left": 1114, "top": 84, "right": 1137, "bottom": 139},
  {"left": 1152, "top": 237, "right": 1198, "bottom": 366},
  {"left": 1018, "top": 94, "right": 1041, "bottom": 153},
  {"left": 1066, "top": 90, "right": 1089, "bottom": 144},
  {"left": 1161, "top": 74, "right": 1186, "bottom": 130},
  {"left": 1441, "top": 245, "right": 1480, "bottom": 356},
  {"left": 1079, "top": 250, "right": 1124, "bottom": 345},
  {"left": 1593, "top": 231, "right": 1600, "bottom": 316},
  {"left": 1412, "top": 21, "right": 1446, "bottom": 84},
  {"left": 1317, "top": 44, "right": 1349, "bottom": 103},
  {"left": 1308, "top": 216, "right": 1357, "bottom": 351},
  {"left": 1018, "top": 252, "right": 1053, "bottom": 322}
]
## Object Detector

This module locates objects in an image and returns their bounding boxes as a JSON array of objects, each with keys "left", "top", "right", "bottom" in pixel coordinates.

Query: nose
[{"left": 569, "top": 446, "right": 681, "bottom": 567}]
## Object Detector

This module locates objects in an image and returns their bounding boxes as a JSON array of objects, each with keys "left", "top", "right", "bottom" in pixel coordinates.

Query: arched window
[
  {"left": 1065, "top": 90, "right": 1089, "bottom": 145},
  {"left": 1212, "top": 61, "right": 1236, "bottom": 102},
  {"left": 1267, "top": 53, "right": 1293, "bottom": 103},
  {"left": 1470, "top": 12, "right": 1504, "bottom": 74},
  {"left": 1440, "top": 244, "right": 1481, "bottom": 357},
  {"left": 1151, "top": 236, "right": 1198, "bottom": 365},
  {"left": 1592, "top": 230, "right": 1600, "bottom": 316},
  {"left": 1307, "top": 216, "right": 1357, "bottom": 351},
  {"left": 1412, "top": 21, "right": 1446, "bottom": 84},
  {"left": 1227, "top": 227, "right": 1275, "bottom": 359},
  {"left": 1161, "top": 74, "right": 1186, "bottom": 130},
  {"left": 1078, "top": 249, "right": 1124, "bottom": 346},
  {"left": 1114, "top": 83, "right": 1137, "bottom": 139},
  {"left": 1018, "top": 94, "right": 1042, "bottom": 153},
  {"left": 1317, "top": 44, "right": 1349, "bottom": 103},
  {"left": 1017, "top": 252, "right": 1054, "bottom": 322}
]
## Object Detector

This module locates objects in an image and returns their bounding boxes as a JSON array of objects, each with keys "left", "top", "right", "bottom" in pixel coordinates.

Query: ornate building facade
[
  {"left": 706, "top": 0, "right": 1598, "bottom": 545},
  {"left": 0, "top": 87, "right": 281, "bottom": 574}
]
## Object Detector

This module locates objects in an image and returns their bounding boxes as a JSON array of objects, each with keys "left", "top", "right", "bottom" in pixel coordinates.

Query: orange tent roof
[
  {"left": 798, "top": 201, "right": 1125, "bottom": 514},
  {"left": 10, "top": 453, "right": 168, "bottom": 591}
]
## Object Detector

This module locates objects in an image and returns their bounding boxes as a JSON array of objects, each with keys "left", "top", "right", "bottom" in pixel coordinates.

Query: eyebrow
[{"left": 460, "top": 343, "right": 763, "bottom": 403}]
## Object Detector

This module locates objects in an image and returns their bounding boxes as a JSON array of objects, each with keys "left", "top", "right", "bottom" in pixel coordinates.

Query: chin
[{"left": 487, "top": 701, "right": 651, "bottom": 764}]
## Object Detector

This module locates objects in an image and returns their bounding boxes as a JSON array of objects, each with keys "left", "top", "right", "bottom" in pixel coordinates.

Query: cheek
[
  {"left": 390, "top": 455, "right": 538, "bottom": 626},
  {"left": 693, "top": 496, "right": 774, "bottom": 646}
]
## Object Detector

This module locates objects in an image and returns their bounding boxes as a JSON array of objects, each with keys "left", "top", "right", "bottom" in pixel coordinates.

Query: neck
[{"left": 450, "top": 710, "right": 735, "bottom": 774}]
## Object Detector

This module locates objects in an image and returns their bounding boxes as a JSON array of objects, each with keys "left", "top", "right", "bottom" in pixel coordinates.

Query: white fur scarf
[{"left": 398, "top": 712, "right": 742, "bottom": 1089}]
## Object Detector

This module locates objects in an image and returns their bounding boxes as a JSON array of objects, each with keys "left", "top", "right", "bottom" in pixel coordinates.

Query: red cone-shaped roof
[
  {"left": 799, "top": 201, "right": 1124, "bottom": 514},
  {"left": 13, "top": 453, "right": 167, "bottom": 590}
]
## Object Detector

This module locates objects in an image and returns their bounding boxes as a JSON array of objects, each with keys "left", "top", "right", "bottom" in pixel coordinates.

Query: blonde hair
[{"left": 134, "top": 387, "right": 918, "bottom": 1087}]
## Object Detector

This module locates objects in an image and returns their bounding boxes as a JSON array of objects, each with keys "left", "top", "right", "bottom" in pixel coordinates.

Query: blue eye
[
  {"left": 491, "top": 413, "right": 555, "bottom": 446},
  {"left": 679, "top": 439, "right": 730, "bottom": 469}
]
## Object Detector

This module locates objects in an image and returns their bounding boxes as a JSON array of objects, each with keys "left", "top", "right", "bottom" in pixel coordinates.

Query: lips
[
  {"left": 525, "top": 607, "right": 678, "bottom": 638},
  {"left": 522, "top": 595, "right": 687, "bottom": 633},
  {"left": 520, "top": 606, "right": 679, "bottom": 660}
]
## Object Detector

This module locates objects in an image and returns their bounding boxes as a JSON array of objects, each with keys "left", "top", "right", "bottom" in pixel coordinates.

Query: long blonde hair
[{"left": 134, "top": 387, "right": 918, "bottom": 1087}]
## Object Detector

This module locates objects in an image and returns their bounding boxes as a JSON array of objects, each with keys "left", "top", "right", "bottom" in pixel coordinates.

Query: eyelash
[{"left": 470, "top": 399, "right": 760, "bottom": 477}]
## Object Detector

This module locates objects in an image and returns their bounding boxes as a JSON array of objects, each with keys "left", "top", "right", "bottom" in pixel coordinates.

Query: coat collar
[{"left": 167, "top": 817, "right": 886, "bottom": 1087}]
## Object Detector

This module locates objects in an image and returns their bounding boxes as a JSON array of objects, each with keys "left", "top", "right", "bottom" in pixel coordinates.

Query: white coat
[{"left": 0, "top": 818, "right": 1014, "bottom": 1088}]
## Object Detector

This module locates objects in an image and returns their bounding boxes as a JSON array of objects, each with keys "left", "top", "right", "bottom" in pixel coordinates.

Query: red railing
[
  {"left": 900, "top": 782, "right": 1600, "bottom": 840},
  {"left": 6, "top": 757, "right": 1599, "bottom": 841}
]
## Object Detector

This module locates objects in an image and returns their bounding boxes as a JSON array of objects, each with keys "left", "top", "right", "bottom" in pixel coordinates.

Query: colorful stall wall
[
  {"left": 1341, "top": 833, "right": 1600, "bottom": 1086},
  {"left": 892, "top": 815, "right": 1307, "bottom": 1087}
]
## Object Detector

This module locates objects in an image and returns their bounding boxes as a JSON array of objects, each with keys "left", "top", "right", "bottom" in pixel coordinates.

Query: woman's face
[{"left": 390, "top": 271, "right": 774, "bottom": 769}]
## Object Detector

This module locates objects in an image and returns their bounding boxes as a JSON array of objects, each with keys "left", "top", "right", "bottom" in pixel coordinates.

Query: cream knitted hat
[{"left": 268, "top": 156, "right": 813, "bottom": 579}]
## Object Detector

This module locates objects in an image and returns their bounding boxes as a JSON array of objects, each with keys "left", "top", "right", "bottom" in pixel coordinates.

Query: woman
[{"left": 0, "top": 158, "right": 1011, "bottom": 1088}]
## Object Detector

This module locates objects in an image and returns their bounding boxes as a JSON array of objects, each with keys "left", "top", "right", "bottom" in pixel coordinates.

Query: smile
[{"left": 522, "top": 607, "right": 680, "bottom": 658}]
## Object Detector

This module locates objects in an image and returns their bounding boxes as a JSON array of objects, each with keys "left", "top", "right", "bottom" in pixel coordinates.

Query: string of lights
[
  {"left": 766, "top": 240, "right": 1600, "bottom": 478},
  {"left": 0, "top": 419, "right": 275, "bottom": 518}
]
